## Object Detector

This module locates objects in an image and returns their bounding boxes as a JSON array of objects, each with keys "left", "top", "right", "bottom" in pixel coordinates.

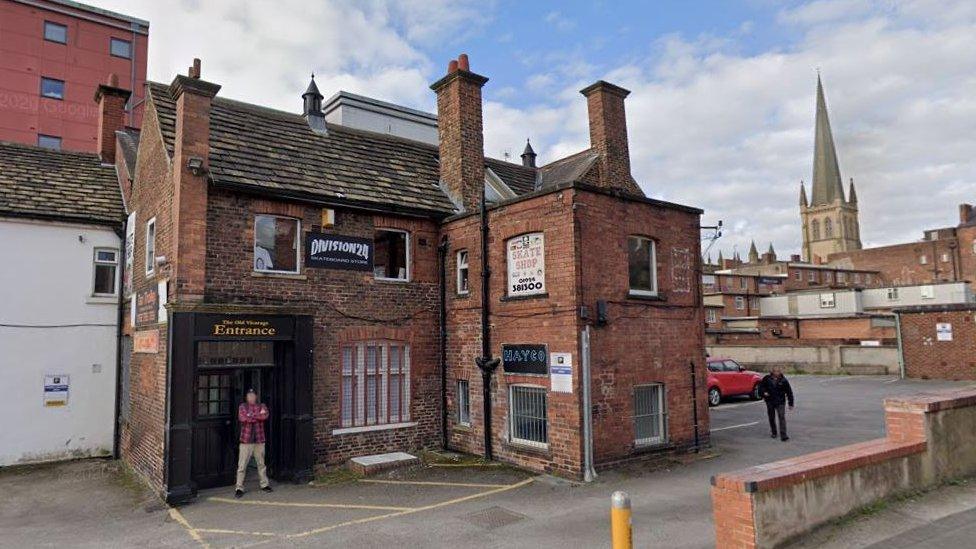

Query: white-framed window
[
  {"left": 941, "top": 253, "right": 950, "bottom": 263},
  {"left": 887, "top": 287, "right": 899, "bottom": 300},
  {"left": 634, "top": 384, "right": 666, "bottom": 446},
  {"left": 509, "top": 385, "right": 547, "bottom": 448},
  {"left": 794, "top": 270, "right": 802, "bottom": 280},
  {"left": 92, "top": 248, "right": 119, "bottom": 296},
  {"left": 374, "top": 228, "right": 410, "bottom": 281},
  {"left": 254, "top": 215, "right": 300, "bottom": 273},
  {"left": 340, "top": 341, "right": 410, "bottom": 428},
  {"left": 457, "top": 379, "right": 470, "bottom": 426},
  {"left": 920, "top": 285, "right": 935, "bottom": 300},
  {"left": 820, "top": 293, "right": 836, "bottom": 308},
  {"left": 808, "top": 271, "right": 817, "bottom": 282},
  {"left": 735, "top": 296, "right": 745, "bottom": 310},
  {"left": 145, "top": 217, "right": 156, "bottom": 275},
  {"left": 628, "top": 236, "right": 657, "bottom": 296},
  {"left": 750, "top": 297, "right": 759, "bottom": 309},
  {"left": 706, "top": 309, "right": 717, "bottom": 323},
  {"left": 110, "top": 37, "right": 132, "bottom": 59},
  {"left": 837, "top": 272, "right": 847, "bottom": 283},
  {"left": 43, "top": 21, "right": 67, "bottom": 44},
  {"left": 919, "top": 255, "right": 928, "bottom": 265},
  {"left": 456, "top": 249, "right": 469, "bottom": 295}
]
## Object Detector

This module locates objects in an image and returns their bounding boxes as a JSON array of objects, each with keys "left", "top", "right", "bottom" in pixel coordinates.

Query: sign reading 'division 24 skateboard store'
[{"left": 305, "top": 232, "right": 374, "bottom": 271}]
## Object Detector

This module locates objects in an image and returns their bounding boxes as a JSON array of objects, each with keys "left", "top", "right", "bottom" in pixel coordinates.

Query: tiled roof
[
  {"left": 538, "top": 149, "right": 599, "bottom": 189},
  {"left": 116, "top": 128, "right": 140, "bottom": 179},
  {"left": 147, "top": 82, "right": 596, "bottom": 216},
  {"left": 0, "top": 141, "right": 124, "bottom": 226}
]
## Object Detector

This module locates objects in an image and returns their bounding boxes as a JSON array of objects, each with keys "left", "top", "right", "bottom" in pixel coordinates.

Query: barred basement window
[
  {"left": 634, "top": 384, "right": 666, "bottom": 446},
  {"left": 340, "top": 341, "right": 410, "bottom": 428},
  {"left": 509, "top": 386, "right": 547, "bottom": 447},
  {"left": 457, "top": 379, "right": 470, "bottom": 425}
]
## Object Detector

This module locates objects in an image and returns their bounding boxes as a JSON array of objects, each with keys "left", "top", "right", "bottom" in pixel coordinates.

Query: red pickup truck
[{"left": 706, "top": 357, "right": 763, "bottom": 407}]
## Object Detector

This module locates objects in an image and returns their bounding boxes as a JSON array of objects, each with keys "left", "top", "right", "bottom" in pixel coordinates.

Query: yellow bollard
[{"left": 611, "top": 490, "right": 632, "bottom": 549}]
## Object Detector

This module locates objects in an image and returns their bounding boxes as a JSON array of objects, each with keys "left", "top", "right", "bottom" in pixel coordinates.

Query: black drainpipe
[
  {"left": 475, "top": 196, "right": 500, "bottom": 460},
  {"left": 689, "top": 360, "right": 700, "bottom": 453},
  {"left": 112, "top": 220, "right": 127, "bottom": 458},
  {"left": 438, "top": 235, "right": 450, "bottom": 449}
]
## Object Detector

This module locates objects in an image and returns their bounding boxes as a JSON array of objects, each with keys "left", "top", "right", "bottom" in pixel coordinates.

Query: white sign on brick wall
[
  {"left": 507, "top": 233, "right": 546, "bottom": 297},
  {"left": 936, "top": 323, "right": 953, "bottom": 341}
]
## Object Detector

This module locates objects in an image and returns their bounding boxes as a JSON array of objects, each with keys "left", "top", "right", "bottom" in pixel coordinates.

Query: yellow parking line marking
[
  {"left": 193, "top": 527, "right": 279, "bottom": 537},
  {"left": 357, "top": 479, "right": 509, "bottom": 488},
  {"left": 168, "top": 507, "right": 210, "bottom": 549},
  {"left": 208, "top": 496, "right": 414, "bottom": 511},
  {"left": 287, "top": 477, "right": 534, "bottom": 539}
]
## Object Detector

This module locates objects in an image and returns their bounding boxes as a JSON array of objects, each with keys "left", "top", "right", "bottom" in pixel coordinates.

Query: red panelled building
[{"left": 0, "top": 0, "right": 148, "bottom": 152}]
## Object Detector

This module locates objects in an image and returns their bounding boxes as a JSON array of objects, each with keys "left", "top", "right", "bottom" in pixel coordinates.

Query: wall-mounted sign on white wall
[
  {"left": 43, "top": 375, "right": 69, "bottom": 407},
  {"left": 507, "top": 232, "right": 546, "bottom": 297}
]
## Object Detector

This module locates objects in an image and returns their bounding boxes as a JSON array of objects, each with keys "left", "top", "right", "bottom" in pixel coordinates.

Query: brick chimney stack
[
  {"left": 580, "top": 81, "right": 643, "bottom": 196},
  {"left": 960, "top": 203, "right": 974, "bottom": 225},
  {"left": 169, "top": 58, "right": 221, "bottom": 302},
  {"left": 431, "top": 54, "right": 488, "bottom": 212},
  {"left": 93, "top": 73, "right": 131, "bottom": 163}
]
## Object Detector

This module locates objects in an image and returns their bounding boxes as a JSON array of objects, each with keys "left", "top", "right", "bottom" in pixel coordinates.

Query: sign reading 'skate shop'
[
  {"left": 507, "top": 233, "right": 546, "bottom": 297},
  {"left": 305, "top": 232, "right": 373, "bottom": 271}
]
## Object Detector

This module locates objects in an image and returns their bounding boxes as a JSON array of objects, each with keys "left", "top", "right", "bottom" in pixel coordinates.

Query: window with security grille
[
  {"left": 457, "top": 379, "right": 470, "bottom": 425},
  {"left": 340, "top": 341, "right": 410, "bottom": 428},
  {"left": 509, "top": 386, "right": 547, "bottom": 447},
  {"left": 634, "top": 384, "right": 666, "bottom": 446}
]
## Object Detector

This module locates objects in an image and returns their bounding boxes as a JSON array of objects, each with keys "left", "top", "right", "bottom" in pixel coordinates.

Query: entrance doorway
[{"left": 191, "top": 341, "right": 278, "bottom": 489}]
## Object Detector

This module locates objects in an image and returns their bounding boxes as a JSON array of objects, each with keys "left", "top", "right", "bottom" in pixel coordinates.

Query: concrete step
[{"left": 348, "top": 452, "right": 419, "bottom": 476}]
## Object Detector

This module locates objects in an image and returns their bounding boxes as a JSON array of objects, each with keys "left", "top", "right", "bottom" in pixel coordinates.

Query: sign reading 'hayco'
[
  {"left": 305, "top": 233, "right": 373, "bottom": 271},
  {"left": 502, "top": 344, "right": 548, "bottom": 375},
  {"left": 507, "top": 232, "right": 546, "bottom": 297}
]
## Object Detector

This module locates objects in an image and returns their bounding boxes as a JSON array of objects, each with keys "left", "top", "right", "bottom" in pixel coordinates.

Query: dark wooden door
[{"left": 191, "top": 370, "right": 237, "bottom": 489}]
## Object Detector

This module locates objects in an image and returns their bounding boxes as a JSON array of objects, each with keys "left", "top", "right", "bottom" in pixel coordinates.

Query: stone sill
[
  {"left": 504, "top": 440, "right": 551, "bottom": 458},
  {"left": 251, "top": 271, "right": 307, "bottom": 280},
  {"left": 627, "top": 291, "right": 666, "bottom": 301},
  {"left": 331, "top": 421, "right": 417, "bottom": 436},
  {"left": 86, "top": 296, "right": 119, "bottom": 305}
]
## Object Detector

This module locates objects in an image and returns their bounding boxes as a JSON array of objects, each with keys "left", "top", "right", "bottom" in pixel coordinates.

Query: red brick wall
[
  {"left": 830, "top": 239, "right": 959, "bottom": 286},
  {"left": 205, "top": 191, "right": 443, "bottom": 466},
  {"left": 576, "top": 190, "right": 709, "bottom": 465},
  {"left": 119, "top": 95, "right": 173, "bottom": 491},
  {"left": 901, "top": 307, "right": 976, "bottom": 380},
  {"left": 798, "top": 317, "right": 894, "bottom": 341}
]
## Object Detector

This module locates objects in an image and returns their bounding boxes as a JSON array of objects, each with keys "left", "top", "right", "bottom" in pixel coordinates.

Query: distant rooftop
[{"left": 39, "top": 0, "right": 150, "bottom": 31}]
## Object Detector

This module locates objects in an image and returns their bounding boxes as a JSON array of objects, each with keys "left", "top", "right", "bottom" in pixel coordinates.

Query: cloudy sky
[{"left": 98, "top": 0, "right": 976, "bottom": 260}]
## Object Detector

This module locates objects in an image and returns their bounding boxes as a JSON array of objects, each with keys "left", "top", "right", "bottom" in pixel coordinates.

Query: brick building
[
  {"left": 0, "top": 0, "right": 148, "bottom": 152},
  {"left": 897, "top": 304, "right": 976, "bottom": 381},
  {"left": 830, "top": 204, "right": 976, "bottom": 289},
  {"left": 114, "top": 56, "right": 709, "bottom": 502}
]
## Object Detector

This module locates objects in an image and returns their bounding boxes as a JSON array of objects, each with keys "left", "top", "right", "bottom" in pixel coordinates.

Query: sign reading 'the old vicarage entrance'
[{"left": 305, "top": 233, "right": 373, "bottom": 271}]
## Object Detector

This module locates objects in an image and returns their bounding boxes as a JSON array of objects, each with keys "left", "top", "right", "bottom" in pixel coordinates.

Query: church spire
[
  {"left": 810, "top": 74, "right": 845, "bottom": 205},
  {"left": 748, "top": 240, "right": 759, "bottom": 263},
  {"left": 848, "top": 177, "right": 857, "bottom": 204},
  {"left": 799, "top": 180, "right": 808, "bottom": 207},
  {"left": 717, "top": 250, "right": 724, "bottom": 266}
]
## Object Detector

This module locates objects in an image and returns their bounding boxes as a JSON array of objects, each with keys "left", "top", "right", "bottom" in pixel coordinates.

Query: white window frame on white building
[
  {"left": 633, "top": 383, "right": 666, "bottom": 447},
  {"left": 920, "top": 285, "right": 935, "bottom": 300},
  {"left": 456, "top": 249, "right": 469, "bottom": 295},
  {"left": 819, "top": 292, "right": 836, "bottom": 308},
  {"left": 887, "top": 287, "right": 900, "bottom": 300},
  {"left": 91, "top": 248, "right": 119, "bottom": 297},
  {"left": 509, "top": 385, "right": 548, "bottom": 448},
  {"left": 145, "top": 217, "right": 156, "bottom": 276}
]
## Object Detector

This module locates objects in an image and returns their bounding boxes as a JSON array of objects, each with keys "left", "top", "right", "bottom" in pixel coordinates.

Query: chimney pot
[
  {"left": 448, "top": 59, "right": 459, "bottom": 73},
  {"left": 191, "top": 58, "right": 201, "bottom": 79},
  {"left": 458, "top": 54, "right": 470, "bottom": 71},
  {"left": 108, "top": 73, "right": 119, "bottom": 87}
]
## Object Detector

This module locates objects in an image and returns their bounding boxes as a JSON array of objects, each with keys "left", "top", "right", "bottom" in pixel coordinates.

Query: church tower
[{"left": 800, "top": 75, "right": 861, "bottom": 263}]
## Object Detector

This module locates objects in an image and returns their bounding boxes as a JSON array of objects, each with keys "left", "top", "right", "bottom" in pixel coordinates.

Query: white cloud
[{"left": 544, "top": 11, "right": 577, "bottom": 32}]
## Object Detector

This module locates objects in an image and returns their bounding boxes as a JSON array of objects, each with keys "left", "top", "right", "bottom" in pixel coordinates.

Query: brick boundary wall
[
  {"left": 898, "top": 305, "right": 976, "bottom": 381},
  {"left": 711, "top": 387, "right": 976, "bottom": 548}
]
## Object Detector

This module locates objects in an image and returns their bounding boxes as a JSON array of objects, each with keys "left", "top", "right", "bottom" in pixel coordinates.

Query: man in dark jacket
[{"left": 760, "top": 367, "right": 794, "bottom": 441}]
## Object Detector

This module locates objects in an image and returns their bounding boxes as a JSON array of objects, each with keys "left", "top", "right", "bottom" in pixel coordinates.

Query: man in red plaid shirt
[{"left": 235, "top": 389, "right": 272, "bottom": 498}]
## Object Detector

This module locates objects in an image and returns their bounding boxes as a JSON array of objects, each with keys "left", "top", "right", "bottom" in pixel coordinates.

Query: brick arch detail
[
  {"left": 252, "top": 199, "right": 304, "bottom": 218},
  {"left": 336, "top": 325, "right": 413, "bottom": 344}
]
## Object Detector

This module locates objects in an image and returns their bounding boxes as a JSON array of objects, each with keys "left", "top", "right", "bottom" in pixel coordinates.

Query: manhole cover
[{"left": 463, "top": 506, "right": 527, "bottom": 530}]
